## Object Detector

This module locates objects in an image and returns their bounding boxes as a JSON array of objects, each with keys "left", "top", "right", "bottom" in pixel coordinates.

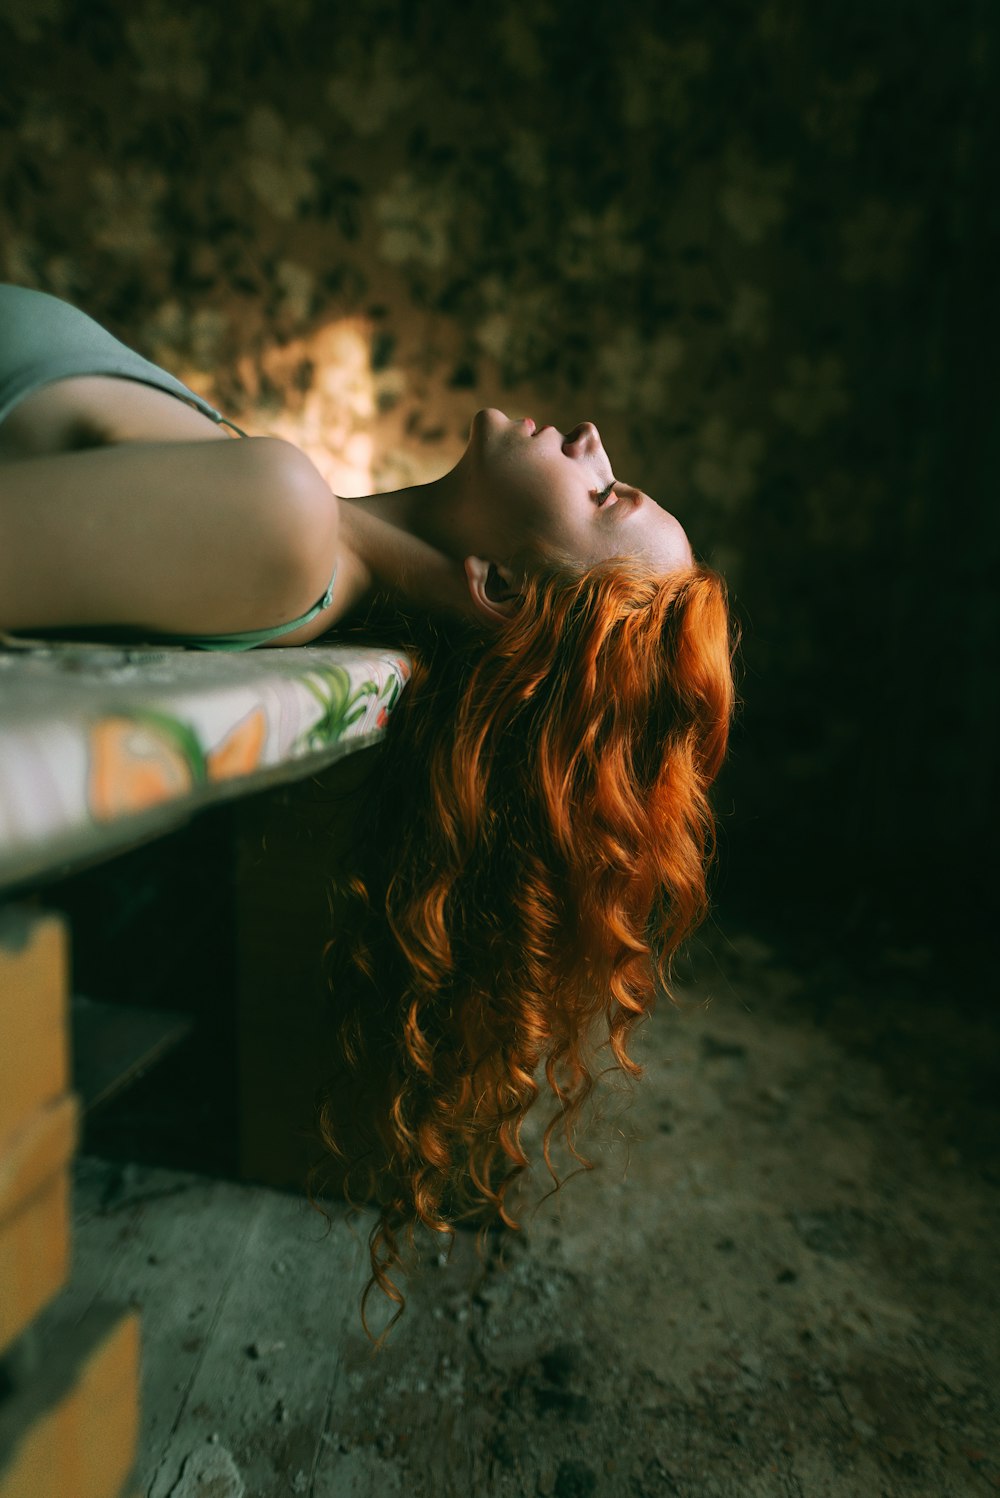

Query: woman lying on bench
[{"left": 0, "top": 282, "right": 739, "bottom": 1344}]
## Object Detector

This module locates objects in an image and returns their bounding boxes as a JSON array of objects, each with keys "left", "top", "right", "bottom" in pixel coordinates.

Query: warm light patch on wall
[
  {"left": 231, "top": 316, "right": 378, "bottom": 497},
  {"left": 178, "top": 311, "right": 473, "bottom": 500}
]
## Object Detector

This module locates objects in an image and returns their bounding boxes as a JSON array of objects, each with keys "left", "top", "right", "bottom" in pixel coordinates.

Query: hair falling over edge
[{"left": 305, "top": 553, "right": 740, "bottom": 1349}]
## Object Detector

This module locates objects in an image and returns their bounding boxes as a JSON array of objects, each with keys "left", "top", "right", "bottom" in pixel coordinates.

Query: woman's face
[{"left": 460, "top": 407, "right": 693, "bottom": 573}]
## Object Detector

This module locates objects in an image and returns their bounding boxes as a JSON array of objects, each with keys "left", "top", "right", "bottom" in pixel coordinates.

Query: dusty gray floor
[{"left": 67, "top": 921, "right": 999, "bottom": 1496}]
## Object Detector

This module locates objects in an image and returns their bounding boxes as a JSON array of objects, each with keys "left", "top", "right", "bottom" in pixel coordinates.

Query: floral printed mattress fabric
[{"left": 0, "top": 639, "right": 411, "bottom": 891}]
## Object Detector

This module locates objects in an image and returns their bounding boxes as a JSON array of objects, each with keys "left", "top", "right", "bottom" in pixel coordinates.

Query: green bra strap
[{"left": 215, "top": 415, "right": 251, "bottom": 438}]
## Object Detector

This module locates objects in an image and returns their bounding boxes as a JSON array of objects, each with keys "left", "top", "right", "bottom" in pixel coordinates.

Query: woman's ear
[{"left": 463, "top": 556, "right": 521, "bottom": 623}]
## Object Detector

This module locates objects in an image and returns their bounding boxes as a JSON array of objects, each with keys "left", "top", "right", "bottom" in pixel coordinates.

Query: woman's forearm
[{"left": 338, "top": 498, "right": 476, "bottom": 623}]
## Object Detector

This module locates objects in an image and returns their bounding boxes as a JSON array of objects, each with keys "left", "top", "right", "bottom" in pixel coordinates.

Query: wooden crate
[
  {"left": 0, "top": 910, "right": 74, "bottom": 1357},
  {"left": 0, "top": 906, "right": 140, "bottom": 1498},
  {"left": 0, "top": 1094, "right": 77, "bottom": 1359},
  {"left": 0, "top": 1300, "right": 140, "bottom": 1498},
  {"left": 0, "top": 910, "right": 69, "bottom": 1153}
]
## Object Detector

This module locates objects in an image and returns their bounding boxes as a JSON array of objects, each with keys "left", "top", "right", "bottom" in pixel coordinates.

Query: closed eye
[{"left": 596, "top": 481, "right": 616, "bottom": 506}]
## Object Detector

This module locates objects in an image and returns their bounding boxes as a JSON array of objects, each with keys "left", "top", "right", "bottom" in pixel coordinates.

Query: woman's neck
[{"left": 336, "top": 476, "right": 478, "bottom": 626}]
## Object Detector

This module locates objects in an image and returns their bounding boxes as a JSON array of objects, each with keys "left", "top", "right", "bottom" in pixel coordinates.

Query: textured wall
[{"left": 1, "top": 0, "right": 995, "bottom": 933}]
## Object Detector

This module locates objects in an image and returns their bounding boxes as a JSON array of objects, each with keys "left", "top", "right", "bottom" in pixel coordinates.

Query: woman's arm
[
  {"left": 334, "top": 499, "right": 481, "bottom": 626},
  {"left": 0, "top": 435, "right": 333, "bottom": 637}
]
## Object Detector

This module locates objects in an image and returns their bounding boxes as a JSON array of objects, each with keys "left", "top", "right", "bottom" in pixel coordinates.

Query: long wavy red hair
[{"left": 305, "top": 550, "right": 739, "bottom": 1347}]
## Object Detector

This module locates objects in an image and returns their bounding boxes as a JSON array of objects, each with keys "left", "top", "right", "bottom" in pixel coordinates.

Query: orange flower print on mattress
[
  {"left": 205, "top": 707, "right": 267, "bottom": 781},
  {"left": 88, "top": 705, "right": 268, "bottom": 820}
]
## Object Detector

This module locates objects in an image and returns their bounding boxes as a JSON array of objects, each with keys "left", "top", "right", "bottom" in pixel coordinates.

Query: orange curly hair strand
[{"left": 305, "top": 552, "right": 740, "bottom": 1348}]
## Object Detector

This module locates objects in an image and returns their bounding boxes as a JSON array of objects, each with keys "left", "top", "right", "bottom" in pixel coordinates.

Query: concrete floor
[{"left": 66, "top": 918, "right": 999, "bottom": 1496}]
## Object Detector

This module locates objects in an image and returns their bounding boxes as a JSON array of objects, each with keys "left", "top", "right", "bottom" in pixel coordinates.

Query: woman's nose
[{"left": 563, "top": 421, "right": 600, "bottom": 452}]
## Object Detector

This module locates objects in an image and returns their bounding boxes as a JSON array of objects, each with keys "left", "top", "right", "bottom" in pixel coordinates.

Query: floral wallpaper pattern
[{"left": 0, "top": 0, "right": 994, "bottom": 926}]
